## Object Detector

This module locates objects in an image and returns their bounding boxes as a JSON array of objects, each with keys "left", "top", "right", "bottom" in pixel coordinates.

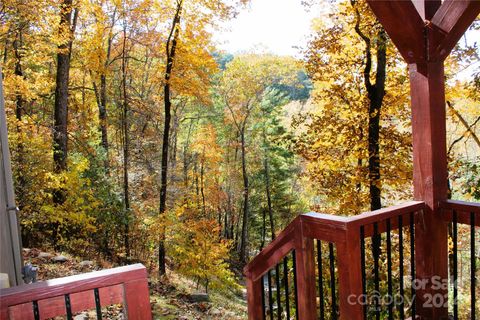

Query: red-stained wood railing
[
  {"left": 441, "top": 199, "right": 480, "bottom": 227},
  {"left": 0, "top": 263, "right": 152, "bottom": 320},
  {"left": 245, "top": 201, "right": 426, "bottom": 320},
  {"left": 441, "top": 200, "right": 480, "bottom": 319}
]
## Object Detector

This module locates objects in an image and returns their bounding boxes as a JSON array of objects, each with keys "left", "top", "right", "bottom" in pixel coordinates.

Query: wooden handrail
[
  {"left": 441, "top": 199, "right": 480, "bottom": 226},
  {"left": 245, "top": 201, "right": 425, "bottom": 281},
  {"left": 244, "top": 217, "right": 300, "bottom": 281},
  {"left": 0, "top": 264, "right": 152, "bottom": 320},
  {"left": 245, "top": 201, "right": 427, "bottom": 320},
  {"left": 345, "top": 200, "right": 425, "bottom": 227}
]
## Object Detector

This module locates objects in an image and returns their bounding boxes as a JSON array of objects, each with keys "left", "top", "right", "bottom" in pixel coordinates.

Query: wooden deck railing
[
  {"left": 0, "top": 264, "right": 152, "bottom": 320},
  {"left": 246, "top": 199, "right": 480, "bottom": 319},
  {"left": 245, "top": 201, "right": 426, "bottom": 320},
  {"left": 441, "top": 200, "right": 479, "bottom": 319}
]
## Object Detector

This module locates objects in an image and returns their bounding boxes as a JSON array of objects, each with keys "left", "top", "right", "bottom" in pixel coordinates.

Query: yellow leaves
[
  {"left": 166, "top": 203, "right": 238, "bottom": 291},
  {"left": 295, "top": 0, "right": 414, "bottom": 215}
]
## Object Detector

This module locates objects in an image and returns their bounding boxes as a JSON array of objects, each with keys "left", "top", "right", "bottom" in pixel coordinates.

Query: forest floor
[{"left": 22, "top": 248, "right": 247, "bottom": 319}]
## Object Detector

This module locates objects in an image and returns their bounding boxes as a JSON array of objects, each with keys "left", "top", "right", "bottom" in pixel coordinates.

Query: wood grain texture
[
  {"left": 123, "top": 279, "right": 152, "bottom": 320},
  {"left": 366, "top": 0, "right": 425, "bottom": 63},
  {"left": 246, "top": 276, "right": 264, "bottom": 320},
  {"left": 346, "top": 201, "right": 425, "bottom": 228},
  {"left": 301, "top": 212, "right": 347, "bottom": 243},
  {"left": 429, "top": 0, "right": 480, "bottom": 60},
  {"left": 0, "top": 264, "right": 151, "bottom": 320},
  {"left": 336, "top": 229, "right": 364, "bottom": 320},
  {"left": 409, "top": 61, "right": 449, "bottom": 319},
  {"left": 293, "top": 222, "right": 317, "bottom": 320},
  {"left": 441, "top": 200, "right": 480, "bottom": 226}
]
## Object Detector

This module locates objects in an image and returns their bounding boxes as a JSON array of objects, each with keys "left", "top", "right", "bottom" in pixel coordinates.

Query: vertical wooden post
[
  {"left": 336, "top": 228, "right": 364, "bottom": 320},
  {"left": 294, "top": 223, "right": 317, "bottom": 320},
  {"left": 409, "top": 61, "right": 449, "bottom": 319},
  {"left": 123, "top": 278, "right": 152, "bottom": 320},
  {"left": 246, "top": 274, "right": 264, "bottom": 320}
]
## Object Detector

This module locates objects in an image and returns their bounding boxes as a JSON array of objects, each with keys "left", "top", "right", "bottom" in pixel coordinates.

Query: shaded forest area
[{"left": 1, "top": 0, "right": 479, "bottom": 298}]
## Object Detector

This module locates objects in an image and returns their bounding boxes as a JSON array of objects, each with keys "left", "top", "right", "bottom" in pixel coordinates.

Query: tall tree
[
  {"left": 158, "top": 0, "right": 183, "bottom": 276},
  {"left": 120, "top": 17, "right": 131, "bottom": 260},
  {"left": 351, "top": 0, "right": 386, "bottom": 211},
  {"left": 298, "top": 0, "right": 412, "bottom": 215},
  {"left": 90, "top": 3, "right": 117, "bottom": 172},
  {"left": 218, "top": 55, "right": 299, "bottom": 262},
  {"left": 53, "top": 0, "right": 77, "bottom": 175},
  {"left": 157, "top": 0, "right": 242, "bottom": 275}
]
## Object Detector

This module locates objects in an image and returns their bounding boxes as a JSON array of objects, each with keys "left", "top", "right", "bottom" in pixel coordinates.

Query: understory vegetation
[{"left": 1, "top": 0, "right": 478, "bottom": 311}]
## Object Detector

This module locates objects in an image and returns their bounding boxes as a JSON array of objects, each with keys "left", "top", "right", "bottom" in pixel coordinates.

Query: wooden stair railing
[
  {"left": 245, "top": 201, "right": 426, "bottom": 320},
  {"left": 0, "top": 263, "right": 152, "bottom": 320}
]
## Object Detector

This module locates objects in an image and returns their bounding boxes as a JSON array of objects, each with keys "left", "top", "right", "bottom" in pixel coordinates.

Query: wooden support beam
[
  {"left": 429, "top": 0, "right": 480, "bottom": 61},
  {"left": 294, "top": 221, "right": 317, "bottom": 320},
  {"left": 412, "top": 0, "right": 441, "bottom": 20},
  {"left": 246, "top": 275, "right": 264, "bottom": 320},
  {"left": 366, "top": 0, "right": 426, "bottom": 63},
  {"left": 336, "top": 229, "right": 364, "bottom": 320},
  {"left": 123, "top": 278, "right": 152, "bottom": 320},
  {"left": 409, "top": 61, "right": 449, "bottom": 319}
]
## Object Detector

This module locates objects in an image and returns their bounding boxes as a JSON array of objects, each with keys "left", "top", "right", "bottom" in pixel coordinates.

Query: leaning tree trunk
[{"left": 159, "top": 0, "right": 182, "bottom": 276}]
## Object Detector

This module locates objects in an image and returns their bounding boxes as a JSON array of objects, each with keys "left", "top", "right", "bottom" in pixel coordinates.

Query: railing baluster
[
  {"left": 372, "top": 222, "right": 380, "bottom": 320},
  {"left": 360, "top": 226, "right": 367, "bottom": 319},
  {"left": 65, "top": 294, "right": 73, "bottom": 320},
  {"left": 275, "top": 264, "right": 282, "bottom": 320},
  {"left": 268, "top": 270, "right": 274, "bottom": 320},
  {"left": 453, "top": 210, "right": 458, "bottom": 320},
  {"left": 329, "top": 243, "right": 337, "bottom": 320},
  {"left": 398, "top": 215, "right": 405, "bottom": 320},
  {"left": 386, "top": 218, "right": 393, "bottom": 320},
  {"left": 317, "top": 240, "right": 325, "bottom": 320},
  {"left": 471, "top": 212, "right": 476, "bottom": 320},
  {"left": 409, "top": 212, "right": 415, "bottom": 318},
  {"left": 94, "top": 288, "right": 102, "bottom": 320},
  {"left": 32, "top": 300, "right": 40, "bottom": 320},
  {"left": 283, "top": 256, "right": 290, "bottom": 320},
  {"left": 292, "top": 250, "right": 299, "bottom": 320}
]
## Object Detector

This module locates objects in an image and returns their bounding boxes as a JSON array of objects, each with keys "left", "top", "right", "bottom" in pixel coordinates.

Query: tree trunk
[
  {"left": 239, "top": 127, "right": 249, "bottom": 263},
  {"left": 367, "top": 29, "right": 386, "bottom": 212},
  {"left": 352, "top": 3, "right": 386, "bottom": 211},
  {"left": 352, "top": 2, "right": 387, "bottom": 264},
  {"left": 260, "top": 208, "right": 266, "bottom": 251},
  {"left": 53, "top": 0, "right": 77, "bottom": 207},
  {"left": 13, "top": 31, "right": 25, "bottom": 211},
  {"left": 53, "top": 0, "right": 76, "bottom": 174},
  {"left": 121, "top": 23, "right": 130, "bottom": 260},
  {"left": 200, "top": 150, "right": 206, "bottom": 215},
  {"left": 92, "top": 9, "right": 115, "bottom": 172},
  {"left": 263, "top": 131, "right": 275, "bottom": 240},
  {"left": 159, "top": 0, "right": 182, "bottom": 276}
]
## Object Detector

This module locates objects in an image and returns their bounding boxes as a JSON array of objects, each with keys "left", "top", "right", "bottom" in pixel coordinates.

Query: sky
[
  {"left": 214, "top": 0, "right": 324, "bottom": 57},
  {"left": 215, "top": 0, "right": 479, "bottom": 75}
]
